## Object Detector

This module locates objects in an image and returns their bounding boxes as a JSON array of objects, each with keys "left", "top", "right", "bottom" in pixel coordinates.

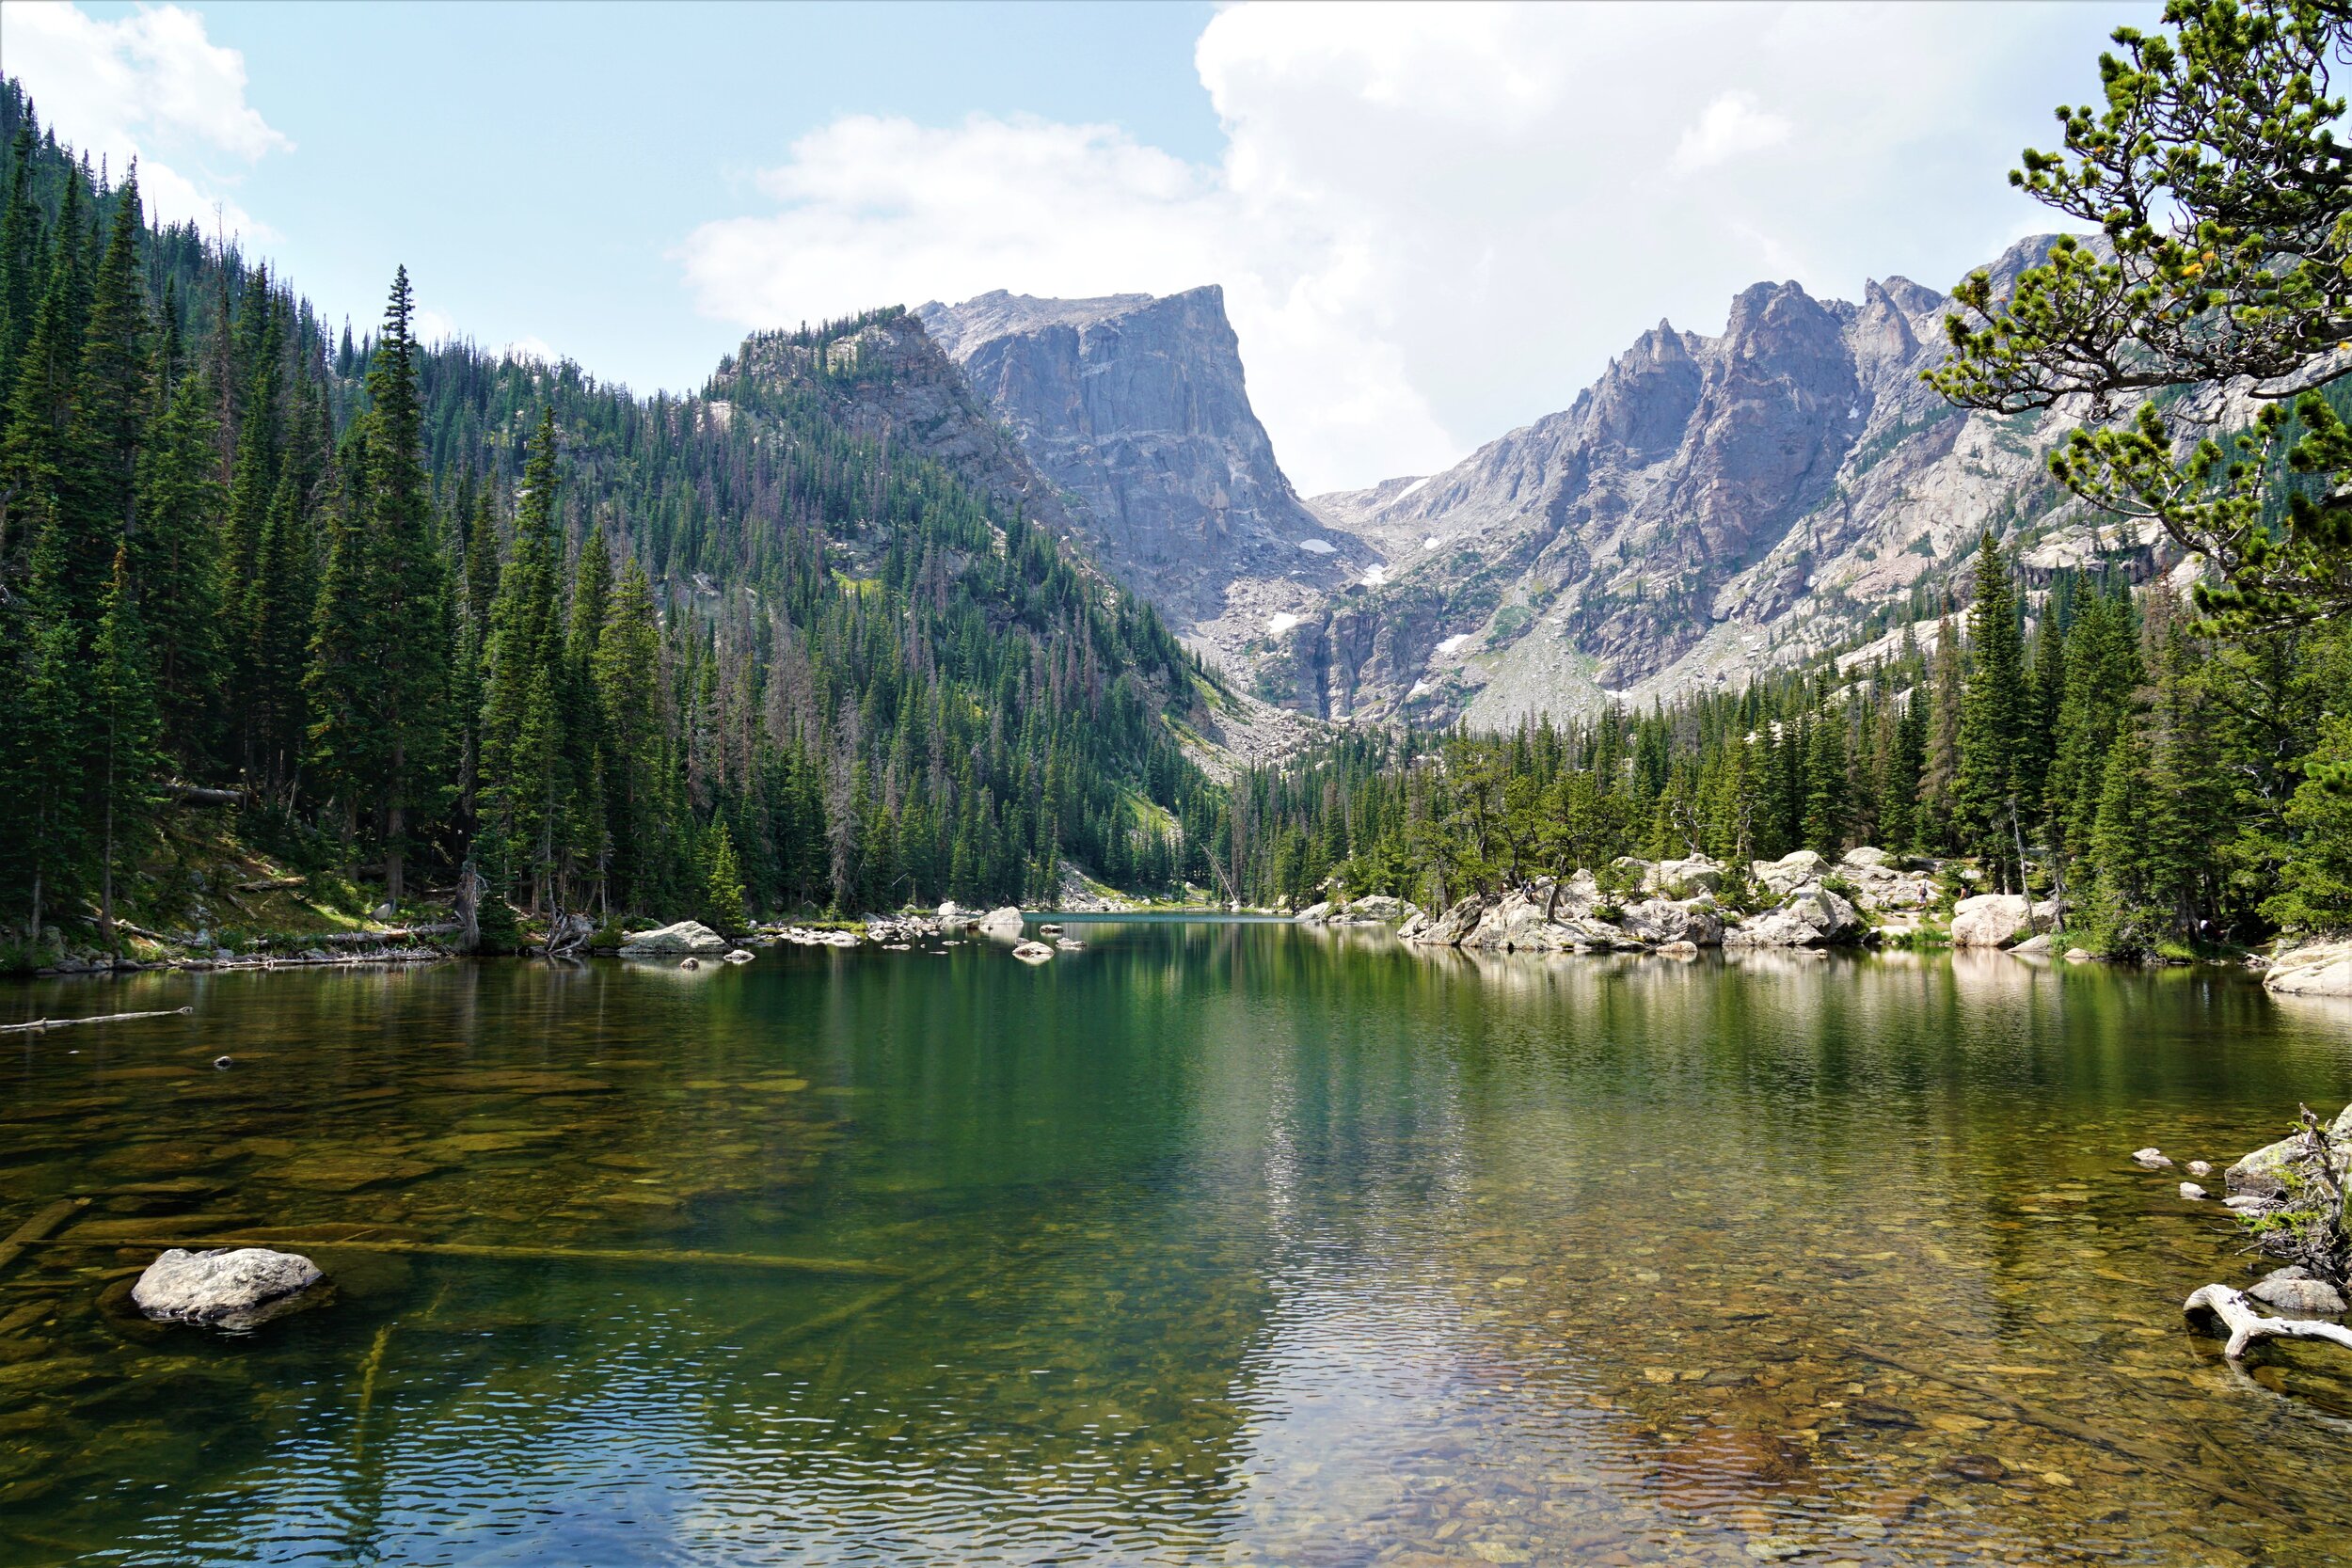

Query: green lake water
[{"left": 3, "top": 920, "right": 2350, "bottom": 1566}]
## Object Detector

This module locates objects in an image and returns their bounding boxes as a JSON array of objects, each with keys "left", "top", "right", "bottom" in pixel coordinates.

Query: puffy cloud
[
  {"left": 1671, "top": 92, "right": 1792, "bottom": 175},
  {"left": 2, "top": 1, "right": 287, "bottom": 236},
  {"left": 677, "top": 1, "right": 2140, "bottom": 493}
]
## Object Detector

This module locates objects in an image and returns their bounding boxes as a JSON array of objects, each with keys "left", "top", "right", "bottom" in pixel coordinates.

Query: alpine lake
[{"left": 3, "top": 918, "right": 2349, "bottom": 1567}]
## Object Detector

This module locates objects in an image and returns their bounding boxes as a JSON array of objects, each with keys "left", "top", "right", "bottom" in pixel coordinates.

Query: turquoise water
[{"left": 2, "top": 922, "right": 2349, "bottom": 1565}]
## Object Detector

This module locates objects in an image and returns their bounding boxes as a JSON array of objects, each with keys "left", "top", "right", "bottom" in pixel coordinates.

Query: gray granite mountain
[
  {"left": 724, "top": 309, "right": 1321, "bottom": 772},
  {"left": 914, "top": 288, "right": 1368, "bottom": 663},
  {"left": 1279, "top": 237, "right": 2179, "bottom": 725}
]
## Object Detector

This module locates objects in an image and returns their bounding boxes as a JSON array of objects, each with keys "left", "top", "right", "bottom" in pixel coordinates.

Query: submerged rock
[
  {"left": 133, "top": 1246, "right": 323, "bottom": 1328},
  {"left": 617, "top": 921, "right": 729, "bottom": 957},
  {"left": 2133, "top": 1148, "right": 2173, "bottom": 1168},
  {"left": 723, "top": 948, "right": 755, "bottom": 964},
  {"left": 1011, "top": 941, "right": 1054, "bottom": 964},
  {"left": 2248, "top": 1268, "right": 2348, "bottom": 1317},
  {"left": 2179, "top": 1181, "right": 2209, "bottom": 1201},
  {"left": 1950, "top": 894, "right": 2033, "bottom": 949}
]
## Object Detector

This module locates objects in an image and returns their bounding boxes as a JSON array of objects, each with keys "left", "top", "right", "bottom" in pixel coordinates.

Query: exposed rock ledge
[
  {"left": 2265, "top": 935, "right": 2352, "bottom": 998},
  {"left": 1397, "top": 850, "right": 1884, "bottom": 953}
]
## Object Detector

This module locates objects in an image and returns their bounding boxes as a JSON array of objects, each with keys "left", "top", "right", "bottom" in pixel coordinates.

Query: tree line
[
  {"left": 1228, "top": 532, "right": 2352, "bottom": 953},
  {"left": 0, "top": 82, "right": 1217, "bottom": 955}
]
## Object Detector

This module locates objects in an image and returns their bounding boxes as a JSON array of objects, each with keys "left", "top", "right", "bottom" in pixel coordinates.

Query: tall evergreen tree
[
  {"left": 1954, "top": 535, "right": 2028, "bottom": 885},
  {"left": 88, "top": 546, "right": 163, "bottom": 942}
]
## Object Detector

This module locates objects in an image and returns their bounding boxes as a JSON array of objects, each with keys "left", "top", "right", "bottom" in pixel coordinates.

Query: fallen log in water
[
  {"left": 30, "top": 1232, "right": 904, "bottom": 1279},
  {"left": 1844, "top": 1341, "right": 2296, "bottom": 1524},
  {"left": 0, "top": 1198, "right": 88, "bottom": 1275},
  {"left": 762, "top": 1259, "right": 965, "bottom": 1350},
  {"left": 0, "top": 1007, "right": 192, "bottom": 1036},
  {"left": 2184, "top": 1282, "right": 2352, "bottom": 1359}
]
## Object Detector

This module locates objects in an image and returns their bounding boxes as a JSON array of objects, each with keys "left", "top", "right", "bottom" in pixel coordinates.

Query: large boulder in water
[
  {"left": 977, "top": 906, "right": 1026, "bottom": 939},
  {"left": 1950, "top": 894, "right": 2032, "bottom": 949},
  {"left": 133, "top": 1246, "right": 323, "bottom": 1328},
  {"left": 2265, "top": 935, "right": 2352, "bottom": 997},
  {"left": 618, "top": 921, "right": 729, "bottom": 956}
]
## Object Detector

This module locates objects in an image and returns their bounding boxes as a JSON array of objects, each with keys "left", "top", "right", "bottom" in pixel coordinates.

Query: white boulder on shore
[
  {"left": 618, "top": 921, "right": 729, "bottom": 957},
  {"left": 977, "top": 907, "right": 1026, "bottom": 939},
  {"left": 1950, "top": 894, "right": 2034, "bottom": 949},
  {"left": 2265, "top": 935, "right": 2352, "bottom": 998},
  {"left": 133, "top": 1247, "right": 323, "bottom": 1328},
  {"left": 1724, "top": 886, "right": 1864, "bottom": 948}
]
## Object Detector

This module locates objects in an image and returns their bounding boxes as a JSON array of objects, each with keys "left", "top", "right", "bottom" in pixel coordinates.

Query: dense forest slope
[{"left": 0, "top": 81, "right": 1227, "bottom": 956}]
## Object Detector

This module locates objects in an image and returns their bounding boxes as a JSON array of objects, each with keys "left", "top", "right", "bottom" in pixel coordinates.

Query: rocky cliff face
[
  {"left": 1274, "top": 238, "right": 2169, "bottom": 726},
  {"left": 915, "top": 288, "right": 1368, "bottom": 667}
]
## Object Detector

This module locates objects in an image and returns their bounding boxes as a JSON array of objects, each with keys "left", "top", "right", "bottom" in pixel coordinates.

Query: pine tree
[
  {"left": 132, "top": 370, "right": 227, "bottom": 771},
  {"left": 1954, "top": 535, "right": 2028, "bottom": 886},
  {"left": 479, "top": 407, "right": 565, "bottom": 910},
  {"left": 1919, "top": 610, "right": 1963, "bottom": 848},
  {"left": 593, "top": 555, "right": 666, "bottom": 911},
  {"left": 698, "top": 818, "right": 748, "bottom": 933},
  {"left": 89, "top": 546, "right": 163, "bottom": 943},
  {"left": 355, "top": 267, "right": 449, "bottom": 903},
  {"left": 1803, "top": 705, "right": 1848, "bottom": 853}
]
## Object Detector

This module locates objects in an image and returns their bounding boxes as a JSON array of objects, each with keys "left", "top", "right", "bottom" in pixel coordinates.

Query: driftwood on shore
[
  {"left": 0, "top": 1006, "right": 192, "bottom": 1036},
  {"left": 2184, "top": 1283, "right": 2352, "bottom": 1359}
]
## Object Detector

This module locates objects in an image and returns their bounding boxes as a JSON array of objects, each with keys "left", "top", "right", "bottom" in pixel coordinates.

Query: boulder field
[{"left": 1384, "top": 847, "right": 1945, "bottom": 953}]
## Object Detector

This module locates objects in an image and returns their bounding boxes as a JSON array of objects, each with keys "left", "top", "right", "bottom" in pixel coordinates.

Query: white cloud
[
  {"left": 411, "top": 307, "right": 460, "bottom": 345},
  {"left": 1670, "top": 92, "right": 1792, "bottom": 175},
  {"left": 2, "top": 1, "right": 287, "bottom": 237},
  {"left": 676, "top": 1, "right": 2143, "bottom": 494}
]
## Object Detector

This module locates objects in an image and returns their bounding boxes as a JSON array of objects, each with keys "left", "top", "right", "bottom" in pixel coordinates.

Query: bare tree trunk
[{"left": 454, "top": 860, "right": 484, "bottom": 954}]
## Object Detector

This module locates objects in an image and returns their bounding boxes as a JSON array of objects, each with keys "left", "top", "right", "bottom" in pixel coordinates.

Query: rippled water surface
[{"left": 4, "top": 922, "right": 2352, "bottom": 1566}]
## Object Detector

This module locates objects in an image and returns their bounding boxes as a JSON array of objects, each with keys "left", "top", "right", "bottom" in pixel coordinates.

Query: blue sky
[
  {"left": 9, "top": 2, "right": 2151, "bottom": 491},
  {"left": 53, "top": 2, "right": 1219, "bottom": 384}
]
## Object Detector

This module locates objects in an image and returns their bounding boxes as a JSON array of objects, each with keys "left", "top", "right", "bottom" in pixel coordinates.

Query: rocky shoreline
[
  {"left": 23, "top": 876, "right": 2347, "bottom": 998},
  {"left": 1303, "top": 847, "right": 2045, "bottom": 956}
]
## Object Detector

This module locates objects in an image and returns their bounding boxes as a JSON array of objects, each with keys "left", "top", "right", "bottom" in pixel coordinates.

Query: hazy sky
[{"left": 8, "top": 1, "right": 2150, "bottom": 493}]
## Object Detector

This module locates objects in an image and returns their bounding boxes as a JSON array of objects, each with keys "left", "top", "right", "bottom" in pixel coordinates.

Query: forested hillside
[
  {"left": 0, "top": 81, "right": 1216, "bottom": 958},
  {"left": 1228, "top": 534, "right": 2352, "bottom": 956}
]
